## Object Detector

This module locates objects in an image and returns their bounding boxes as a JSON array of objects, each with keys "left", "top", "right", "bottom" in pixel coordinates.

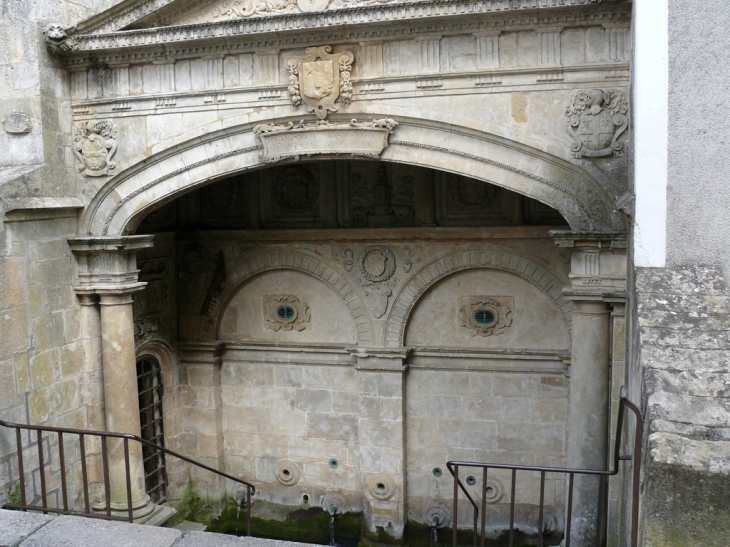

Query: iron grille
[{"left": 136, "top": 355, "right": 168, "bottom": 503}]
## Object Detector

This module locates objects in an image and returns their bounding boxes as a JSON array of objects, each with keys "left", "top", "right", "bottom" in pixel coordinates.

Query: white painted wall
[{"left": 632, "top": 0, "right": 668, "bottom": 267}]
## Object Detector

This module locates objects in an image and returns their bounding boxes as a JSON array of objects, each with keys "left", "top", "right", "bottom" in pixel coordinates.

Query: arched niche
[
  {"left": 386, "top": 248, "right": 571, "bottom": 348},
  {"left": 404, "top": 268, "right": 570, "bottom": 351},
  {"left": 219, "top": 269, "right": 358, "bottom": 345}
]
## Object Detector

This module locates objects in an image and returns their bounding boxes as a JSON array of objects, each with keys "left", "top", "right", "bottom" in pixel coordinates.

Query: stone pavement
[{"left": 0, "top": 509, "right": 319, "bottom": 547}]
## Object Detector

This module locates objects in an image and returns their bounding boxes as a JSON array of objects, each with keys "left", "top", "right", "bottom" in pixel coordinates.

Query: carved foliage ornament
[
  {"left": 264, "top": 294, "right": 311, "bottom": 331},
  {"left": 459, "top": 297, "right": 513, "bottom": 337},
  {"left": 566, "top": 89, "right": 628, "bottom": 158},
  {"left": 285, "top": 46, "right": 354, "bottom": 119},
  {"left": 73, "top": 120, "right": 118, "bottom": 177}
]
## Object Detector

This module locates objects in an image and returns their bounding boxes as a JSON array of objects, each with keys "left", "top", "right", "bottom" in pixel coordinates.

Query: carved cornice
[{"left": 58, "top": 2, "right": 629, "bottom": 63}]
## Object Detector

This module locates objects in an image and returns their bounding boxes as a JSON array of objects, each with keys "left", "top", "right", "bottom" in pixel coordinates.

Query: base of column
[{"left": 92, "top": 494, "right": 156, "bottom": 521}]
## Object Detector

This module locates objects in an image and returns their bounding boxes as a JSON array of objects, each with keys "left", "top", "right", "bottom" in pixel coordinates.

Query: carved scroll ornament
[
  {"left": 458, "top": 296, "right": 513, "bottom": 337},
  {"left": 253, "top": 118, "right": 397, "bottom": 163},
  {"left": 565, "top": 89, "right": 628, "bottom": 158},
  {"left": 285, "top": 46, "right": 354, "bottom": 119}
]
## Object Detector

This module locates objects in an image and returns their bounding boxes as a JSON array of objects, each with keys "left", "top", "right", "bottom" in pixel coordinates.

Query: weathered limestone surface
[
  {"left": 637, "top": 266, "right": 730, "bottom": 547},
  {"left": 0, "top": 509, "right": 54, "bottom": 547}
]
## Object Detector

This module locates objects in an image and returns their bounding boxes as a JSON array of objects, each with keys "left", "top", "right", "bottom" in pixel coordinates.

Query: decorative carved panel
[
  {"left": 435, "top": 172, "right": 517, "bottom": 226},
  {"left": 134, "top": 257, "right": 176, "bottom": 346},
  {"left": 457, "top": 296, "right": 514, "bottom": 337},
  {"left": 263, "top": 294, "right": 311, "bottom": 332},
  {"left": 73, "top": 119, "right": 118, "bottom": 177},
  {"left": 565, "top": 89, "right": 628, "bottom": 158},
  {"left": 260, "top": 164, "right": 327, "bottom": 228}
]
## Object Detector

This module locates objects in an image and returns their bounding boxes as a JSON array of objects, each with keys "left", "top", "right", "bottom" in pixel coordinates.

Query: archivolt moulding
[
  {"left": 204, "top": 248, "right": 373, "bottom": 345},
  {"left": 384, "top": 248, "right": 571, "bottom": 348}
]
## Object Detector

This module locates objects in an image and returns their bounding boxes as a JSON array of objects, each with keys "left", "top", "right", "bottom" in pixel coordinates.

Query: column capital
[
  {"left": 68, "top": 235, "right": 154, "bottom": 296},
  {"left": 551, "top": 231, "right": 627, "bottom": 298}
]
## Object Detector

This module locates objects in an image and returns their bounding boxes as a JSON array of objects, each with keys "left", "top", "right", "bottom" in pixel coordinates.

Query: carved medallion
[
  {"left": 73, "top": 119, "right": 118, "bottom": 177},
  {"left": 273, "top": 166, "right": 319, "bottom": 214},
  {"left": 264, "top": 294, "right": 311, "bottom": 331},
  {"left": 297, "top": 0, "right": 330, "bottom": 11},
  {"left": 565, "top": 89, "right": 628, "bottom": 158},
  {"left": 458, "top": 296, "right": 513, "bottom": 337},
  {"left": 285, "top": 46, "right": 354, "bottom": 119},
  {"left": 365, "top": 473, "right": 397, "bottom": 501},
  {"left": 360, "top": 246, "right": 396, "bottom": 283},
  {"left": 3, "top": 112, "right": 32, "bottom": 134},
  {"left": 275, "top": 460, "right": 301, "bottom": 486},
  {"left": 448, "top": 176, "right": 500, "bottom": 211}
]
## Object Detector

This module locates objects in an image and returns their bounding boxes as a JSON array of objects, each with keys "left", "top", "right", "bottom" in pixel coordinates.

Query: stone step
[{"left": 0, "top": 509, "right": 321, "bottom": 547}]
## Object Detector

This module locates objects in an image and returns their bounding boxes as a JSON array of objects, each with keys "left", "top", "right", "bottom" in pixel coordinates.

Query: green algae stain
[{"left": 207, "top": 500, "right": 363, "bottom": 547}]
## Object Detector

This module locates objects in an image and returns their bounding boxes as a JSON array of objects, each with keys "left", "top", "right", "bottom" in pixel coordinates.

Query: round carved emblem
[
  {"left": 360, "top": 246, "right": 396, "bottom": 283},
  {"left": 275, "top": 459, "right": 301, "bottom": 487},
  {"left": 423, "top": 502, "right": 451, "bottom": 528},
  {"left": 274, "top": 166, "right": 319, "bottom": 214},
  {"left": 365, "top": 473, "right": 397, "bottom": 501},
  {"left": 321, "top": 493, "right": 348, "bottom": 514},
  {"left": 484, "top": 477, "right": 505, "bottom": 504}
]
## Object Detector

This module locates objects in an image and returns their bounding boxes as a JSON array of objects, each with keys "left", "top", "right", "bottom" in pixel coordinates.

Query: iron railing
[
  {"left": 447, "top": 386, "right": 643, "bottom": 547},
  {"left": 0, "top": 419, "right": 255, "bottom": 533}
]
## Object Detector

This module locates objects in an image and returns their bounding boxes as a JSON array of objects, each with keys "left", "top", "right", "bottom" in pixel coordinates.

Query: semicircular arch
[
  {"left": 384, "top": 248, "right": 572, "bottom": 348},
  {"left": 201, "top": 248, "right": 373, "bottom": 345},
  {"left": 80, "top": 114, "right": 624, "bottom": 237}
]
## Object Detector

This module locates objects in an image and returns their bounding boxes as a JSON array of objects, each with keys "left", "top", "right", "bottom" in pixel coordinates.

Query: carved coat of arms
[
  {"left": 73, "top": 119, "right": 118, "bottom": 177},
  {"left": 565, "top": 89, "right": 628, "bottom": 158},
  {"left": 285, "top": 46, "right": 354, "bottom": 119}
]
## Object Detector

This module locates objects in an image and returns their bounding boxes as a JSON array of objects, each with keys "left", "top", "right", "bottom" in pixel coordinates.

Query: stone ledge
[{"left": 0, "top": 510, "right": 325, "bottom": 547}]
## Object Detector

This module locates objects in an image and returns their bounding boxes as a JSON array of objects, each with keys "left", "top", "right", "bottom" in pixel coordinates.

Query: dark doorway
[{"left": 136, "top": 355, "right": 168, "bottom": 503}]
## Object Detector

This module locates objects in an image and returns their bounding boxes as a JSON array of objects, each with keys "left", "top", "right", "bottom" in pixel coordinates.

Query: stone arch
[
  {"left": 384, "top": 248, "right": 571, "bottom": 348},
  {"left": 80, "top": 115, "right": 624, "bottom": 237},
  {"left": 202, "top": 248, "right": 373, "bottom": 345}
]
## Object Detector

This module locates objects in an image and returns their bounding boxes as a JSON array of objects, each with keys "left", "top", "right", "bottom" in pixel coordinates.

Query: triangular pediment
[{"left": 72, "top": 0, "right": 440, "bottom": 35}]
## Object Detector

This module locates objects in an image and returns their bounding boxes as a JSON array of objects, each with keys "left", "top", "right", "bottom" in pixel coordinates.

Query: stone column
[
  {"left": 69, "top": 236, "right": 161, "bottom": 521},
  {"left": 552, "top": 231, "right": 627, "bottom": 547},
  {"left": 348, "top": 347, "right": 411, "bottom": 541}
]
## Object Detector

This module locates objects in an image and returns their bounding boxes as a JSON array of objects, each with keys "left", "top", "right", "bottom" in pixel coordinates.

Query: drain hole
[
  {"left": 466, "top": 476, "right": 476, "bottom": 486},
  {"left": 303, "top": 494, "right": 309, "bottom": 503},
  {"left": 432, "top": 467, "right": 442, "bottom": 477},
  {"left": 283, "top": 469, "right": 291, "bottom": 477},
  {"left": 329, "top": 459, "right": 339, "bottom": 469},
  {"left": 376, "top": 483, "right": 386, "bottom": 491}
]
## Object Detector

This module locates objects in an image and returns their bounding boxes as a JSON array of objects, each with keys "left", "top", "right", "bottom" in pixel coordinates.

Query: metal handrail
[
  {"left": 446, "top": 386, "right": 643, "bottom": 547},
  {"left": 0, "top": 418, "right": 255, "bottom": 533}
]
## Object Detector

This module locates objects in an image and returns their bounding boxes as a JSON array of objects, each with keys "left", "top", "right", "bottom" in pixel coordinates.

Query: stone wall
[{"left": 636, "top": 266, "right": 730, "bottom": 547}]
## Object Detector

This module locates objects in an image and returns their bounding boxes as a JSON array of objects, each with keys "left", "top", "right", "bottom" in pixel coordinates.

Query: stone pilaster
[
  {"left": 474, "top": 31, "right": 501, "bottom": 70},
  {"left": 348, "top": 346, "right": 411, "bottom": 540},
  {"left": 552, "top": 231, "right": 627, "bottom": 547},
  {"left": 536, "top": 27, "right": 563, "bottom": 66},
  {"left": 255, "top": 50, "right": 280, "bottom": 86},
  {"left": 68, "top": 236, "right": 157, "bottom": 520},
  {"left": 416, "top": 36, "right": 441, "bottom": 74},
  {"left": 359, "top": 41, "right": 384, "bottom": 77}
]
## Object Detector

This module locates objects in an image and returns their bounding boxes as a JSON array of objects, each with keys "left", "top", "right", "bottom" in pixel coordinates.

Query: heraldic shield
[
  {"left": 285, "top": 46, "right": 354, "bottom": 119},
  {"left": 565, "top": 89, "right": 629, "bottom": 158}
]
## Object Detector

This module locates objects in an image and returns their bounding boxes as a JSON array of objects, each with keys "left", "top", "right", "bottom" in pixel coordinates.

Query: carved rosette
[
  {"left": 565, "top": 89, "right": 628, "bottom": 158},
  {"left": 365, "top": 473, "right": 397, "bottom": 501},
  {"left": 275, "top": 460, "right": 301, "bottom": 486},
  {"left": 458, "top": 296, "right": 513, "bottom": 337},
  {"left": 264, "top": 294, "right": 311, "bottom": 331},
  {"left": 73, "top": 119, "right": 118, "bottom": 177},
  {"left": 285, "top": 46, "right": 355, "bottom": 119}
]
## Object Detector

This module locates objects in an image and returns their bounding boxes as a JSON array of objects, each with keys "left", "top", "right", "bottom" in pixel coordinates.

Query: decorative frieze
[
  {"left": 285, "top": 46, "right": 354, "bottom": 119},
  {"left": 565, "top": 89, "right": 628, "bottom": 158},
  {"left": 415, "top": 79, "right": 443, "bottom": 90},
  {"left": 73, "top": 119, "right": 118, "bottom": 177}
]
